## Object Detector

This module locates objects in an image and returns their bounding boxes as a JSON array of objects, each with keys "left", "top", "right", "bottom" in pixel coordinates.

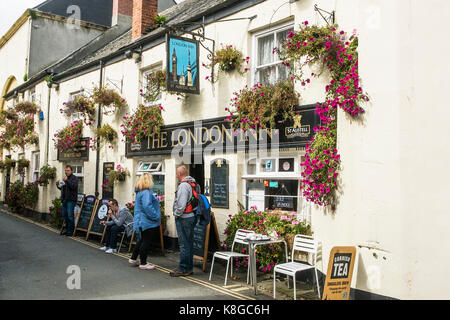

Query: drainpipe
[
  {"left": 44, "top": 83, "right": 52, "bottom": 165},
  {"left": 94, "top": 60, "right": 104, "bottom": 198}
]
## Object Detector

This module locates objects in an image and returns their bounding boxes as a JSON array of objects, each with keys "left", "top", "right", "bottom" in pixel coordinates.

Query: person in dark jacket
[{"left": 56, "top": 165, "right": 78, "bottom": 236}]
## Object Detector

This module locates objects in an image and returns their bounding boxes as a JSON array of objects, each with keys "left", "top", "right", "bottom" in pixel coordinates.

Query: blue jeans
[
  {"left": 62, "top": 200, "right": 76, "bottom": 235},
  {"left": 175, "top": 216, "right": 196, "bottom": 272},
  {"left": 104, "top": 224, "right": 125, "bottom": 249}
]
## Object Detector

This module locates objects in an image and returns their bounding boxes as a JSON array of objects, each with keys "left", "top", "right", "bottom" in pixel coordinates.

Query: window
[
  {"left": 19, "top": 154, "right": 25, "bottom": 184},
  {"left": 72, "top": 164, "right": 84, "bottom": 194},
  {"left": 32, "top": 152, "right": 40, "bottom": 182},
  {"left": 30, "top": 88, "right": 36, "bottom": 103},
  {"left": 69, "top": 91, "right": 85, "bottom": 122},
  {"left": 253, "top": 24, "right": 293, "bottom": 85},
  {"left": 243, "top": 154, "right": 301, "bottom": 212},
  {"left": 137, "top": 161, "right": 165, "bottom": 196}
]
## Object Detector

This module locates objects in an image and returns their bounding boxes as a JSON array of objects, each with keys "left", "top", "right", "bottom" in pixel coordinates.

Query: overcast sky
[{"left": 0, "top": 0, "right": 44, "bottom": 37}]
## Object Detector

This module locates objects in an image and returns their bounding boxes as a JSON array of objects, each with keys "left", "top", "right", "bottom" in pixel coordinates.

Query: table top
[{"left": 243, "top": 237, "right": 287, "bottom": 245}]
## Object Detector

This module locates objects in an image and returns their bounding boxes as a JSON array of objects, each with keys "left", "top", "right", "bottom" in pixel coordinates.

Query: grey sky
[{"left": 0, "top": 0, "right": 45, "bottom": 37}]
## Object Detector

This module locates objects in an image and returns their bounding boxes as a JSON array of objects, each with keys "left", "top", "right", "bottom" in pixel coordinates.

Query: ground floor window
[
  {"left": 71, "top": 164, "right": 84, "bottom": 194},
  {"left": 246, "top": 179, "right": 299, "bottom": 211}
]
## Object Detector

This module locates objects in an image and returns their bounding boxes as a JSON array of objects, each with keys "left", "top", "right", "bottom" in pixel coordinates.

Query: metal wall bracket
[{"left": 314, "top": 4, "right": 335, "bottom": 25}]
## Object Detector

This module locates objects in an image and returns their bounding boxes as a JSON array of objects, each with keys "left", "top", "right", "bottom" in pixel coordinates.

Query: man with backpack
[{"left": 170, "top": 165, "right": 201, "bottom": 277}]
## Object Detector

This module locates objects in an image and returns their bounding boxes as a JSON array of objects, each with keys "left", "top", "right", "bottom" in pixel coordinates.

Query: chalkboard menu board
[
  {"left": 210, "top": 159, "right": 229, "bottom": 208},
  {"left": 74, "top": 195, "right": 97, "bottom": 235},
  {"left": 86, "top": 198, "right": 109, "bottom": 240},
  {"left": 193, "top": 212, "right": 221, "bottom": 272},
  {"left": 102, "top": 162, "right": 114, "bottom": 200}
]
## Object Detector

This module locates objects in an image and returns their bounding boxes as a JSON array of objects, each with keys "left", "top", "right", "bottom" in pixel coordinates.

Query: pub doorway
[{"left": 189, "top": 154, "right": 204, "bottom": 193}]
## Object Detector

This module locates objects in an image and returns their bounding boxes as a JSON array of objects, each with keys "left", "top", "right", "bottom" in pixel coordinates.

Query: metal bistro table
[{"left": 245, "top": 237, "right": 289, "bottom": 295}]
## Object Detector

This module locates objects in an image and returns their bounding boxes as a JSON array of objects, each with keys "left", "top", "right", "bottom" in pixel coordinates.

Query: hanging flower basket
[
  {"left": 17, "top": 158, "right": 30, "bottom": 175},
  {"left": 108, "top": 165, "right": 130, "bottom": 187},
  {"left": 38, "top": 164, "right": 57, "bottom": 187},
  {"left": 120, "top": 104, "right": 164, "bottom": 143},
  {"left": 53, "top": 120, "right": 84, "bottom": 152},
  {"left": 61, "top": 95, "right": 96, "bottom": 126},
  {"left": 92, "top": 86, "right": 128, "bottom": 116},
  {"left": 92, "top": 124, "right": 118, "bottom": 150}
]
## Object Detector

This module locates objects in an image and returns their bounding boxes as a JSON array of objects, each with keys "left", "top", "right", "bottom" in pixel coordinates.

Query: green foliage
[
  {"left": 61, "top": 95, "right": 96, "bottom": 126},
  {"left": 5, "top": 181, "right": 24, "bottom": 212},
  {"left": 53, "top": 120, "right": 84, "bottom": 152},
  {"left": 92, "top": 86, "right": 127, "bottom": 116},
  {"left": 23, "top": 182, "right": 39, "bottom": 208},
  {"left": 226, "top": 80, "right": 299, "bottom": 132},
  {"left": 154, "top": 15, "right": 167, "bottom": 27},
  {"left": 38, "top": 164, "right": 57, "bottom": 186},
  {"left": 49, "top": 198, "right": 63, "bottom": 228},
  {"left": 121, "top": 104, "right": 164, "bottom": 143},
  {"left": 93, "top": 124, "right": 118, "bottom": 150},
  {"left": 17, "top": 158, "right": 30, "bottom": 175}
]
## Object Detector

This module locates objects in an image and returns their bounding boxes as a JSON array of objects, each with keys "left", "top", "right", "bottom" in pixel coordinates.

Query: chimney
[
  {"left": 132, "top": 0, "right": 158, "bottom": 41},
  {"left": 112, "top": 0, "right": 133, "bottom": 26}
]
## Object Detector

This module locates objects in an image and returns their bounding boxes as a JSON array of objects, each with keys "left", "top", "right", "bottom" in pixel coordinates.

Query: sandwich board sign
[{"left": 322, "top": 246, "right": 357, "bottom": 300}]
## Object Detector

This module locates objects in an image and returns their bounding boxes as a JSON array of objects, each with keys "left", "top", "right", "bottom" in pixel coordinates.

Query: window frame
[
  {"left": 32, "top": 152, "right": 40, "bottom": 183},
  {"left": 251, "top": 22, "right": 294, "bottom": 86},
  {"left": 140, "top": 64, "right": 163, "bottom": 106}
]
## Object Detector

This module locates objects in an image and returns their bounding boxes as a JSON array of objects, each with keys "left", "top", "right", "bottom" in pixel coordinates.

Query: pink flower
[{"left": 292, "top": 220, "right": 299, "bottom": 225}]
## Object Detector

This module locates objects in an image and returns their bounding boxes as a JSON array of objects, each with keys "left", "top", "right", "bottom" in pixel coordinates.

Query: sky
[{"left": 0, "top": 0, "right": 44, "bottom": 37}]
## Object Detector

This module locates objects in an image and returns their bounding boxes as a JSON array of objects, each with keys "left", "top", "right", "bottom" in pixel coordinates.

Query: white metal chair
[
  {"left": 209, "top": 229, "right": 255, "bottom": 286},
  {"left": 118, "top": 222, "right": 134, "bottom": 253},
  {"left": 273, "top": 234, "right": 321, "bottom": 300}
]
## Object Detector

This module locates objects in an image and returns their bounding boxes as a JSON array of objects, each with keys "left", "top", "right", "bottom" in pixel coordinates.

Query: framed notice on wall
[
  {"left": 210, "top": 159, "right": 229, "bottom": 209},
  {"left": 166, "top": 34, "right": 200, "bottom": 94}
]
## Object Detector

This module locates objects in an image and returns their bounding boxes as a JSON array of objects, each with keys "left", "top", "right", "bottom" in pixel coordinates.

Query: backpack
[{"left": 183, "top": 180, "right": 211, "bottom": 224}]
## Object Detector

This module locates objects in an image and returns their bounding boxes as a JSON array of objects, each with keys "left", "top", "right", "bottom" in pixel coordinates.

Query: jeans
[
  {"left": 175, "top": 216, "right": 196, "bottom": 273},
  {"left": 62, "top": 200, "right": 76, "bottom": 235},
  {"left": 103, "top": 224, "right": 125, "bottom": 249},
  {"left": 131, "top": 227, "right": 159, "bottom": 265}
]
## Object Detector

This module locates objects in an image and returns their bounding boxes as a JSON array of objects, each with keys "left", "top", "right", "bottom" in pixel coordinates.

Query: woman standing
[{"left": 129, "top": 173, "right": 161, "bottom": 270}]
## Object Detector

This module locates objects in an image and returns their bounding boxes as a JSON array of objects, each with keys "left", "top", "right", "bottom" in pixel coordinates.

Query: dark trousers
[
  {"left": 103, "top": 224, "right": 125, "bottom": 249},
  {"left": 175, "top": 216, "right": 196, "bottom": 272},
  {"left": 131, "top": 226, "right": 159, "bottom": 265},
  {"left": 62, "top": 200, "right": 76, "bottom": 235}
]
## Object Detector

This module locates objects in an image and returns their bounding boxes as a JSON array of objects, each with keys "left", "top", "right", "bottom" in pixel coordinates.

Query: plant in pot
[
  {"left": 53, "top": 120, "right": 84, "bottom": 152},
  {"left": 92, "top": 124, "right": 118, "bottom": 150},
  {"left": 120, "top": 104, "right": 164, "bottom": 144},
  {"left": 92, "top": 86, "right": 127, "bottom": 116},
  {"left": 38, "top": 164, "right": 57, "bottom": 187},
  {"left": 108, "top": 165, "right": 130, "bottom": 187},
  {"left": 226, "top": 79, "right": 299, "bottom": 132},
  {"left": 4, "top": 157, "right": 16, "bottom": 171},
  {"left": 60, "top": 95, "right": 96, "bottom": 126},
  {"left": 204, "top": 45, "right": 250, "bottom": 82},
  {"left": 17, "top": 158, "right": 30, "bottom": 175}
]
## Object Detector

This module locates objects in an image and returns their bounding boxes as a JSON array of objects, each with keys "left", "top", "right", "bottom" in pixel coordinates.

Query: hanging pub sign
[
  {"left": 166, "top": 34, "right": 200, "bottom": 94},
  {"left": 57, "top": 137, "right": 90, "bottom": 162}
]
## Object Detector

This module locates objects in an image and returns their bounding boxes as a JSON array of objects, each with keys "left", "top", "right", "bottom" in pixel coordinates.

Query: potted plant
[
  {"left": 120, "top": 104, "right": 164, "bottom": 143},
  {"left": 204, "top": 45, "right": 250, "bottom": 82},
  {"left": 53, "top": 120, "right": 84, "bottom": 152},
  {"left": 38, "top": 164, "right": 57, "bottom": 186},
  {"left": 226, "top": 80, "right": 299, "bottom": 132},
  {"left": 17, "top": 158, "right": 30, "bottom": 175},
  {"left": 108, "top": 165, "right": 130, "bottom": 186},
  {"left": 93, "top": 124, "right": 118, "bottom": 149},
  {"left": 92, "top": 86, "right": 127, "bottom": 116},
  {"left": 60, "top": 95, "right": 96, "bottom": 126},
  {"left": 4, "top": 157, "right": 16, "bottom": 170}
]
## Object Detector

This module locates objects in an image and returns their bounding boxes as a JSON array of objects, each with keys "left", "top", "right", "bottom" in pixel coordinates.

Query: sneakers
[
  {"left": 139, "top": 263, "right": 155, "bottom": 270},
  {"left": 100, "top": 246, "right": 108, "bottom": 251},
  {"left": 105, "top": 248, "right": 117, "bottom": 254},
  {"left": 128, "top": 259, "right": 140, "bottom": 266}
]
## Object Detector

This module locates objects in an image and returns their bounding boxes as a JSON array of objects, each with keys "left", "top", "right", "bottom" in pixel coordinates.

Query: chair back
[
  {"left": 231, "top": 229, "right": 255, "bottom": 252},
  {"left": 292, "top": 234, "right": 317, "bottom": 262}
]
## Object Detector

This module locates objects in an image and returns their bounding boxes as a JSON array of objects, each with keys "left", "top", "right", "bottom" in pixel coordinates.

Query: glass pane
[
  {"left": 276, "top": 29, "right": 289, "bottom": 60},
  {"left": 257, "top": 34, "right": 274, "bottom": 67},
  {"left": 256, "top": 65, "right": 277, "bottom": 85},
  {"left": 77, "top": 177, "right": 84, "bottom": 194},
  {"left": 247, "top": 159, "right": 256, "bottom": 175},
  {"left": 277, "top": 64, "right": 289, "bottom": 81},
  {"left": 265, "top": 180, "right": 298, "bottom": 211},
  {"left": 152, "top": 175, "right": 165, "bottom": 196}
]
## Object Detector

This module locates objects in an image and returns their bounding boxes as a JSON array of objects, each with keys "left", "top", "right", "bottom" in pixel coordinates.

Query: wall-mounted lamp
[{"left": 125, "top": 46, "right": 143, "bottom": 63}]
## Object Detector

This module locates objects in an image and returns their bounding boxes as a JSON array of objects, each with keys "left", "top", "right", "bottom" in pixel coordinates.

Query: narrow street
[{"left": 0, "top": 211, "right": 270, "bottom": 300}]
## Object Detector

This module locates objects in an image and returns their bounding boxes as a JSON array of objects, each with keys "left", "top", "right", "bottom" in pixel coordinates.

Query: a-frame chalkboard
[
  {"left": 73, "top": 195, "right": 98, "bottom": 237},
  {"left": 193, "top": 212, "right": 221, "bottom": 272},
  {"left": 86, "top": 198, "right": 109, "bottom": 240}
]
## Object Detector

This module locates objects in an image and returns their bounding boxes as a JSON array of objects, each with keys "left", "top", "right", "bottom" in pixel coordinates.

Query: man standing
[
  {"left": 56, "top": 165, "right": 78, "bottom": 236},
  {"left": 170, "top": 165, "right": 200, "bottom": 277},
  {"left": 100, "top": 199, "right": 133, "bottom": 253}
]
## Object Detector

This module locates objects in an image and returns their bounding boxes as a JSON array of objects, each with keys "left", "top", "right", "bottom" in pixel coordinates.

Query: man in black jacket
[{"left": 56, "top": 165, "right": 78, "bottom": 236}]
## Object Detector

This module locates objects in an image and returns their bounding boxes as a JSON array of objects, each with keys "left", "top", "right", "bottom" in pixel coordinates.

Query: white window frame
[
  {"left": 32, "top": 152, "right": 40, "bottom": 183},
  {"left": 137, "top": 161, "right": 164, "bottom": 175},
  {"left": 71, "top": 164, "right": 84, "bottom": 194},
  {"left": 141, "top": 64, "right": 163, "bottom": 106},
  {"left": 252, "top": 22, "right": 294, "bottom": 86},
  {"left": 69, "top": 90, "right": 85, "bottom": 123},
  {"left": 242, "top": 152, "right": 303, "bottom": 213}
]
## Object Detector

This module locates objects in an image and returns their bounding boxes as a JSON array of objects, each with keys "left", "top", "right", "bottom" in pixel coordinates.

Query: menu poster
[{"left": 210, "top": 159, "right": 229, "bottom": 209}]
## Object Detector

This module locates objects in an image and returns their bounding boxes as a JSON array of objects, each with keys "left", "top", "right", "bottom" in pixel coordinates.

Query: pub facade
[{"left": 1, "top": 0, "right": 449, "bottom": 300}]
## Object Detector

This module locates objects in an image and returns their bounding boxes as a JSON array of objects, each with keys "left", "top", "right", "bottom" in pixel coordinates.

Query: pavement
[{"left": 0, "top": 206, "right": 320, "bottom": 300}]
